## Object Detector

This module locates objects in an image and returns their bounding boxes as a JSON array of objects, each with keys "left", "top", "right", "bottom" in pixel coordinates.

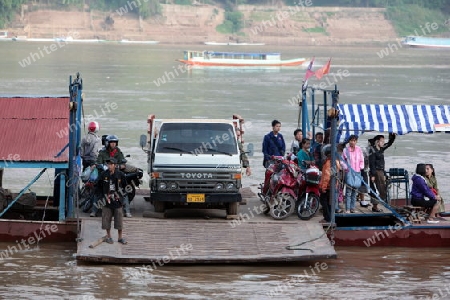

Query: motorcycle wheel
[
  {"left": 297, "top": 194, "right": 320, "bottom": 220},
  {"left": 128, "top": 184, "right": 136, "bottom": 202},
  {"left": 269, "top": 192, "right": 296, "bottom": 220},
  {"left": 79, "top": 186, "right": 89, "bottom": 208},
  {"left": 263, "top": 201, "right": 270, "bottom": 215},
  {"left": 82, "top": 195, "right": 93, "bottom": 213}
]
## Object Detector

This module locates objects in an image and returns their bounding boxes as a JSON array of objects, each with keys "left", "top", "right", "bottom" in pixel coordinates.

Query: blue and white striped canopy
[{"left": 336, "top": 104, "right": 450, "bottom": 142}]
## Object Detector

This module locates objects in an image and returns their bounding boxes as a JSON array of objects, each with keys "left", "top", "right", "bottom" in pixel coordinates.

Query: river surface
[{"left": 1, "top": 42, "right": 450, "bottom": 299}]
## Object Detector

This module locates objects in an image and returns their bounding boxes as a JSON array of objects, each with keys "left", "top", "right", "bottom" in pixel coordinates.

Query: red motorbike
[
  {"left": 258, "top": 156, "right": 300, "bottom": 220},
  {"left": 296, "top": 164, "right": 321, "bottom": 220}
]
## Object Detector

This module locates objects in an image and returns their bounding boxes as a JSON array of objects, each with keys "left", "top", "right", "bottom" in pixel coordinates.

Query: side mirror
[
  {"left": 140, "top": 134, "right": 147, "bottom": 148},
  {"left": 101, "top": 134, "right": 108, "bottom": 146}
]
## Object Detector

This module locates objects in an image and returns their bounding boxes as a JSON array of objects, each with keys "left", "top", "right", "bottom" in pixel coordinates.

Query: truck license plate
[{"left": 187, "top": 194, "right": 205, "bottom": 203}]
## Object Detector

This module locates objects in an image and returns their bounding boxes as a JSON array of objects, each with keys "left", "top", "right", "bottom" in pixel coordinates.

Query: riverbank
[{"left": 4, "top": 4, "right": 400, "bottom": 46}]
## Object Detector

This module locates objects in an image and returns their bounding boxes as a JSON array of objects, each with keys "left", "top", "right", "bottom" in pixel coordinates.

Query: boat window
[{"left": 156, "top": 123, "right": 238, "bottom": 155}]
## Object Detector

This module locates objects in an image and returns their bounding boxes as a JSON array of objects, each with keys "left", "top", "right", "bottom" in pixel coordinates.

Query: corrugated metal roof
[{"left": 0, "top": 97, "right": 70, "bottom": 162}]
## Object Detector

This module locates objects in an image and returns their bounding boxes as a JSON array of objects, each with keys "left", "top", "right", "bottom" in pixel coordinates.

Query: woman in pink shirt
[{"left": 342, "top": 135, "right": 365, "bottom": 213}]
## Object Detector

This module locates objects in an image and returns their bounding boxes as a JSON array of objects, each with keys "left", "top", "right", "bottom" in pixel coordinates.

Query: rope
[
  {"left": 66, "top": 164, "right": 83, "bottom": 241},
  {"left": 36, "top": 169, "right": 54, "bottom": 247},
  {"left": 285, "top": 223, "right": 335, "bottom": 251}
]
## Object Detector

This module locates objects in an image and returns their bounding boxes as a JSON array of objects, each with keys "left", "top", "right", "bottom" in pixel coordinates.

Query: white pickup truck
[{"left": 140, "top": 115, "right": 245, "bottom": 216}]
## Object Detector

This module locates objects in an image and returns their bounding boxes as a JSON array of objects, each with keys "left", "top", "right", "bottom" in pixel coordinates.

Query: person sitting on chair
[
  {"left": 410, "top": 163, "right": 442, "bottom": 224},
  {"left": 425, "top": 164, "right": 446, "bottom": 215}
]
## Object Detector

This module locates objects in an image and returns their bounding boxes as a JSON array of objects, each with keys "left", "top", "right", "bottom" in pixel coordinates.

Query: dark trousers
[
  {"left": 320, "top": 190, "right": 331, "bottom": 222},
  {"left": 370, "top": 170, "right": 386, "bottom": 204}
]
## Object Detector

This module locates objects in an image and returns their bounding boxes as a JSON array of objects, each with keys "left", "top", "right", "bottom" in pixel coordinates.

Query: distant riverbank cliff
[{"left": 5, "top": 4, "right": 400, "bottom": 46}]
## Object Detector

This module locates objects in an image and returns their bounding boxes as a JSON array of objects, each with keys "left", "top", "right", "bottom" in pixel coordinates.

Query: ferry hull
[
  {"left": 404, "top": 43, "right": 450, "bottom": 49},
  {"left": 0, "top": 219, "right": 77, "bottom": 243},
  {"left": 402, "top": 36, "right": 450, "bottom": 49},
  {"left": 331, "top": 226, "right": 450, "bottom": 247}
]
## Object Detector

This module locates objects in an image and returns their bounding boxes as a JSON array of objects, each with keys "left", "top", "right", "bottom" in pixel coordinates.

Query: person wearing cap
[
  {"left": 81, "top": 121, "right": 102, "bottom": 170},
  {"left": 97, "top": 158, "right": 128, "bottom": 244},
  {"left": 368, "top": 133, "right": 396, "bottom": 212},
  {"left": 95, "top": 134, "right": 135, "bottom": 217}
]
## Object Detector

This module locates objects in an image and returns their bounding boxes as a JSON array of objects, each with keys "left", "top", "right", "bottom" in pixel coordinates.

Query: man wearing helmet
[
  {"left": 81, "top": 121, "right": 102, "bottom": 170},
  {"left": 96, "top": 134, "right": 126, "bottom": 168},
  {"left": 95, "top": 134, "right": 132, "bottom": 217}
]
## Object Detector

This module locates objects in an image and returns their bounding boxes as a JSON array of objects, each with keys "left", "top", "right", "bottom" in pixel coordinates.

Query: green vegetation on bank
[
  {"left": 0, "top": 0, "right": 448, "bottom": 38},
  {"left": 0, "top": 0, "right": 26, "bottom": 28},
  {"left": 386, "top": 4, "right": 449, "bottom": 37},
  {"left": 216, "top": 11, "right": 244, "bottom": 34}
]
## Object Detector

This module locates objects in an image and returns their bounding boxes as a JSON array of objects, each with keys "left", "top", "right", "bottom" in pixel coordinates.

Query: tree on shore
[{"left": 0, "top": 0, "right": 26, "bottom": 28}]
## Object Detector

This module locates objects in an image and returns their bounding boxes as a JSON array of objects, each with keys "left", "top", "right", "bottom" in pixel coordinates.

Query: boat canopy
[
  {"left": 336, "top": 104, "right": 450, "bottom": 141},
  {"left": 207, "top": 51, "right": 280, "bottom": 56}
]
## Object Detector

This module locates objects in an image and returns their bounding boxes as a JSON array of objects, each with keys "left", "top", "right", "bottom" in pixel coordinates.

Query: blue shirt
[{"left": 262, "top": 132, "right": 285, "bottom": 161}]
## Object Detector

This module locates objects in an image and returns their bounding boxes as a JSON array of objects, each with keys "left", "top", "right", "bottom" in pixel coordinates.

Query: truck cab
[{"left": 141, "top": 115, "right": 245, "bottom": 216}]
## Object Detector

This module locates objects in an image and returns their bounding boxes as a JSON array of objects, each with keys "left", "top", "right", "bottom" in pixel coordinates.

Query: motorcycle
[
  {"left": 101, "top": 156, "right": 143, "bottom": 202},
  {"left": 79, "top": 157, "right": 143, "bottom": 214},
  {"left": 122, "top": 161, "right": 144, "bottom": 202},
  {"left": 79, "top": 167, "right": 98, "bottom": 213},
  {"left": 258, "top": 156, "right": 300, "bottom": 220},
  {"left": 296, "top": 164, "right": 321, "bottom": 220}
]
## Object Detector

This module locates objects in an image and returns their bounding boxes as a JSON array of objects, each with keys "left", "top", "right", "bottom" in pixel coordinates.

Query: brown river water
[{"left": 1, "top": 41, "right": 450, "bottom": 299}]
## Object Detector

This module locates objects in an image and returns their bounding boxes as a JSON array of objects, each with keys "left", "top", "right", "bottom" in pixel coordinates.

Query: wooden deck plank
[{"left": 76, "top": 218, "right": 336, "bottom": 263}]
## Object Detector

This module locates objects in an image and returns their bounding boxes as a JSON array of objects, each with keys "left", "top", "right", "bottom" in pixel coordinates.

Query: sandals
[
  {"left": 105, "top": 237, "right": 114, "bottom": 244},
  {"left": 372, "top": 207, "right": 383, "bottom": 213},
  {"left": 427, "top": 218, "right": 440, "bottom": 224},
  {"left": 118, "top": 238, "right": 128, "bottom": 245}
]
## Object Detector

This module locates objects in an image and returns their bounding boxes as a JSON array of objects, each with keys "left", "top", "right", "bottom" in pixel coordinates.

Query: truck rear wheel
[
  {"left": 153, "top": 201, "right": 165, "bottom": 213},
  {"left": 226, "top": 202, "right": 238, "bottom": 215}
]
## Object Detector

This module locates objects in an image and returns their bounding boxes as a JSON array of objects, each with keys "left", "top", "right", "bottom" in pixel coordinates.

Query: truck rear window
[{"left": 156, "top": 123, "right": 238, "bottom": 155}]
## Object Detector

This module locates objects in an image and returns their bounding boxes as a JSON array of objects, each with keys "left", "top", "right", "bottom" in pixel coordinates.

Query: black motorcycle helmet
[{"left": 105, "top": 134, "right": 119, "bottom": 148}]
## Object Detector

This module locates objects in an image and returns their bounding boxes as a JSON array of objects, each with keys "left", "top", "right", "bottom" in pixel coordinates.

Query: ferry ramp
[{"left": 75, "top": 192, "right": 336, "bottom": 264}]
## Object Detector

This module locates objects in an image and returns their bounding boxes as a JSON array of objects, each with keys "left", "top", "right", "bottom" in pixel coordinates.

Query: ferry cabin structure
[
  {"left": 178, "top": 50, "right": 306, "bottom": 67},
  {"left": 299, "top": 84, "right": 450, "bottom": 247}
]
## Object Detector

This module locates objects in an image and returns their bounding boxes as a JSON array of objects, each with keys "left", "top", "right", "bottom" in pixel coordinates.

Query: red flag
[
  {"left": 303, "top": 57, "right": 315, "bottom": 81},
  {"left": 314, "top": 58, "right": 331, "bottom": 79}
]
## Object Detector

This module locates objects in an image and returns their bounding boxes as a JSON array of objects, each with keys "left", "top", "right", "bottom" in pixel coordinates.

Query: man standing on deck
[
  {"left": 98, "top": 158, "right": 128, "bottom": 245},
  {"left": 262, "top": 120, "right": 285, "bottom": 168},
  {"left": 236, "top": 128, "right": 251, "bottom": 176}
]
